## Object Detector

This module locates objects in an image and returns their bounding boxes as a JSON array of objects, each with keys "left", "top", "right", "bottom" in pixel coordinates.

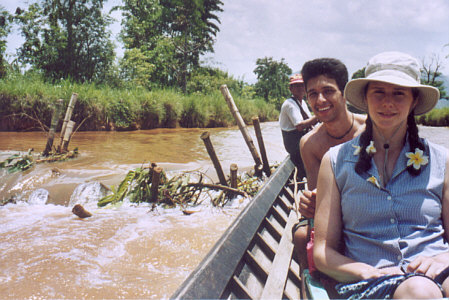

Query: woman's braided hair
[{"left": 355, "top": 88, "right": 425, "bottom": 177}]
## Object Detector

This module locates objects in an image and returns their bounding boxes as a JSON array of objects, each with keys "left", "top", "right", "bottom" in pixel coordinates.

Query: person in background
[
  {"left": 314, "top": 51, "right": 449, "bottom": 298},
  {"left": 279, "top": 74, "right": 318, "bottom": 180},
  {"left": 292, "top": 58, "right": 365, "bottom": 271}
]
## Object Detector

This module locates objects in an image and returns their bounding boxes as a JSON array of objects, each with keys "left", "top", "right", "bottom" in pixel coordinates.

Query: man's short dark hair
[{"left": 301, "top": 58, "right": 348, "bottom": 93}]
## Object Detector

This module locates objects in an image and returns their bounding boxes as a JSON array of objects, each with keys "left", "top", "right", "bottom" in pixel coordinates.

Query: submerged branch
[{"left": 187, "top": 183, "right": 247, "bottom": 197}]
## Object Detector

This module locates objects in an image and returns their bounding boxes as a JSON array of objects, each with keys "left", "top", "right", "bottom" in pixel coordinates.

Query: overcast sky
[{"left": 2, "top": 0, "right": 449, "bottom": 84}]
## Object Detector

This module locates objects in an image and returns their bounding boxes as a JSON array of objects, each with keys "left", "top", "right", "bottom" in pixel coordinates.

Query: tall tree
[
  {"left": 163, "top": 0, "right": 223, "bottom": 92},
  {"left": 15, "top": 0, "right": 115, "bottom": 83},
  {"left": 253, "top": 57, "right": 292, "bottom": 108},
  {"left": 117, "top": 0, "right": 174, "bottom": 88},
  {"left": 351, "top": 67, "right": 365, "bottom": 79},
  {"left": 118, "top": 0, "right": 223, "bottom": 91},
  {"left": 420, "top": 53, "right": 447, "bottom": 100},
  {"left": 0, "top": 6, "right": 12, "bottom": 78}
]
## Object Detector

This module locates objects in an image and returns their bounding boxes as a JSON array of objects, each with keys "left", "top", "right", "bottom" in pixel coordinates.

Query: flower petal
[
  {"left": 366, "top": 141, "right": 377, "bottom": 155},
  {"left": 353, "top": 145, "right": 361, "bottom": 156},
  {"left": 367, "top": 176, "right": 381, "bottom": 189},
  {"left": 405, "top": 148, "right": 429, "bottom": 171}
]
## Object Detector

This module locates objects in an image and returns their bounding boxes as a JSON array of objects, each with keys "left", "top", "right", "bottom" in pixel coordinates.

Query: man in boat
[
  {"left": 279, "top": 74, "right": 319, "bottom": 180},
  {"left": 292, "top": 58, "right": 366, "bottom": 270}
]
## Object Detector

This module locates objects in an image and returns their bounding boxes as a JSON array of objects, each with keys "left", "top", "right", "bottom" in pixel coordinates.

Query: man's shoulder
[
  {"left": 353, "top": 113, "right": 367, "bottom": 127},
  {"left": 352, "top": 113, "right": 366, "bottom": 137},
  {"left": 281, "top": 97, "right": 295, "bottom": 108},
  {"left": 301, "top": 124, "right": 328, "bottom": 149}
]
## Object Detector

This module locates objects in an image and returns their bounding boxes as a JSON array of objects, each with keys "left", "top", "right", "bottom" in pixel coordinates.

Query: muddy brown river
[{"left": 0, "top": 123, "right": 448, "bottom": 298}]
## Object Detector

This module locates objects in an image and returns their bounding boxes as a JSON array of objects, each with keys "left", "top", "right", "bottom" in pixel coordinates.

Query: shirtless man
[{"left": 293, "top": 58, "right": 366, "bottom": 270}]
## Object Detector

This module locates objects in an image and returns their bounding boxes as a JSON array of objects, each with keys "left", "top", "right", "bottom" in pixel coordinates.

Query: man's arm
[
  {"left": 296, "top": 133, "right": 322, "bottom": 218},
  {"left": 300, "top": 133, "right": 321, "bottom": 190},
  {"left": 295, "top": 115, "right": 319, "bottom": 132}
]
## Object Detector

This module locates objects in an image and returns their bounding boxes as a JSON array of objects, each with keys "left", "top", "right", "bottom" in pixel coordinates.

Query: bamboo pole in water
[
  {"left": 151, "top": 166, "right": 162, "bottom": 202},
  {"left": 62, "top": 120, "right": 75, "bottom": 152},
  {"left": 59, "top": 93, "right": 78, "bottom": 152},
  {"left": 220, "top": 85, "right": 263, "bottom": 175},
  {"left": 230, "top": 163, "right": 238, "bottom": 198},
  {"left": 252, "top": 117, "right": 271, "bottom": 177},
  {"left": 43, "top": 99, "right": 64, "bottom": 156},
  {"left": 201, "top": 131, "right": 227, "bottom": 186},
  {"left": 230, "top": 164, "right": 238, "bottom": 189}
]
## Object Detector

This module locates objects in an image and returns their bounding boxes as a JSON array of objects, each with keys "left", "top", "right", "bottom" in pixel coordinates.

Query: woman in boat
[{"left": 313, "top": 51, "right": 449, "bottom": 298}]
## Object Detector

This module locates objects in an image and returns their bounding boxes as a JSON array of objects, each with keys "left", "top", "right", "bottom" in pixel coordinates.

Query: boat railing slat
[
  {"left": 244, "top": 249, "right": 269, "bottom": 283},
  {"left": 262, "top": 217, "right": 282, "bottom": 242},
  {"left": 282, "top": 184, "right": 296, "bottom": 203},
  {"left": 288, "top": 262, "right": 301, "bottom": 287},
  {"left": 227, "top": 275, "right": 253, "bottom": 299},
  {"left": 277, "top": 194, "right": 293, "bottom": 214},
  {"left": 254, "top": 232, "right": 276, "bottom": 261},
  {"left": 270, "top": 204, "right": 288, "bottom": 228},
  {"left": 259, "top": 208, "right": 298, "bottom": 299}
]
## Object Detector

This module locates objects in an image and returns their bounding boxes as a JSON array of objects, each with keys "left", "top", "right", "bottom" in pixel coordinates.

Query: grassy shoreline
[
  {"left": 0, "top": 72, "right": 278, "bottom": 132},
  {"left": 1, "top": 72, "right": 448, "bottom": 131},
  {"left": 416, "top": 106, "right": 449, "bottom": 127}
]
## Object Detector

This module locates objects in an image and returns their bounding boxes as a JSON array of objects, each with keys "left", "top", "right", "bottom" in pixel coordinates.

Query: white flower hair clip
[{"left": 366, "top": 141, "right": 377, "bottom": 156}]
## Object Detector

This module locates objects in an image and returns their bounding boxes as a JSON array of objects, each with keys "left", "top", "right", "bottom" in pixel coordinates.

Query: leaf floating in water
[{"left": 72, "top": 204, "right": 92, "bottom": 219}]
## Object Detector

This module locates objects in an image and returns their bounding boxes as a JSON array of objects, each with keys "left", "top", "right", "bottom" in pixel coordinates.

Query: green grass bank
[
  {"left": 1, "top": 72, "right": 448, "bottom": 132},
  {"left": 416, "top": 106, "right": 449, "bottom": 127},
  {"left": 0, "top": 72, "right": 279, "bottom": 132}
]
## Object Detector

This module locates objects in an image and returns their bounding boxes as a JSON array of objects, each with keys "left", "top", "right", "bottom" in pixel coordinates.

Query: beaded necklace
[{"left": 326, "top": 113, "right": 354, "bottom": 140}]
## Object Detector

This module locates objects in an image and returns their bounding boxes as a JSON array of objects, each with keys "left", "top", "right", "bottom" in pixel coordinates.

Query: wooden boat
[{"left": 171, "top": 157, "right": 330, "bottom": 299}]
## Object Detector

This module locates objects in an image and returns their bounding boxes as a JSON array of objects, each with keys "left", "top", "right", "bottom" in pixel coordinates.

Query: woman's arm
[{"left": 313, "top": 152, "right": 386, "bottom": 282}]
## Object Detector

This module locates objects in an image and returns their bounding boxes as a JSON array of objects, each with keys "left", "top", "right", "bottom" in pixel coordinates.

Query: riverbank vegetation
[
  {"left": 0, "top": 69, "right": 278, "bottom": 131},
  {"left": 416, "top": 106, "right": 449, "bottom": 126}
]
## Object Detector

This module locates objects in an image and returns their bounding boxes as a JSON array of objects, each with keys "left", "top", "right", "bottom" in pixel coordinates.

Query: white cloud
[{"left": 207, "top": 0, "right": 449, "bottom": 83}]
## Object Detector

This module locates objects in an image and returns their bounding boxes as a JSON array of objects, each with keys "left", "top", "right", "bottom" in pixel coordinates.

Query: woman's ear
[
  {"left": 410, "top": 97, "right": 418, "bottom": 113},
  {"left": 363, "top": 95, "right": 369, "bottom": 113},
  {"left": 410, "top": 88, "right": 419, "bottom": 113}
]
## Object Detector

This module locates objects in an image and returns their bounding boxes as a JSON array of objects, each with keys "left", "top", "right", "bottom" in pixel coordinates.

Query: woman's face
[{"left": 365, "top": 81, "right": 417, "bottom": 131}]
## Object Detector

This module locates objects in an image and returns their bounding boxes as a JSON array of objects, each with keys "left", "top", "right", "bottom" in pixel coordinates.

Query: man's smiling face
[{"left": 306, "top": 75, "right": 345, "bottom": 123}]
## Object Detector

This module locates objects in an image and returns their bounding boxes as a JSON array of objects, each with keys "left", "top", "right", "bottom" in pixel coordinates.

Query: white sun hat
[{"left": 344, "top": 51, "right": 440, "bottom": 115}]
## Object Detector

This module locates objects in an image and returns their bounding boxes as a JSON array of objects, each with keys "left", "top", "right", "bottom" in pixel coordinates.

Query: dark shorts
[
  {"left": 281, "top": 129, "right": 307, "bottom": 178},
  {"left": 335, "top": 271, "right": 448, "bottom": 299}
]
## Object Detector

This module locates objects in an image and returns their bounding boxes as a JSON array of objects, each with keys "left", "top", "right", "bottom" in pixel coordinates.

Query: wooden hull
[{"left": 171, "top": 157, "right": 304, "bottom": 299}]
